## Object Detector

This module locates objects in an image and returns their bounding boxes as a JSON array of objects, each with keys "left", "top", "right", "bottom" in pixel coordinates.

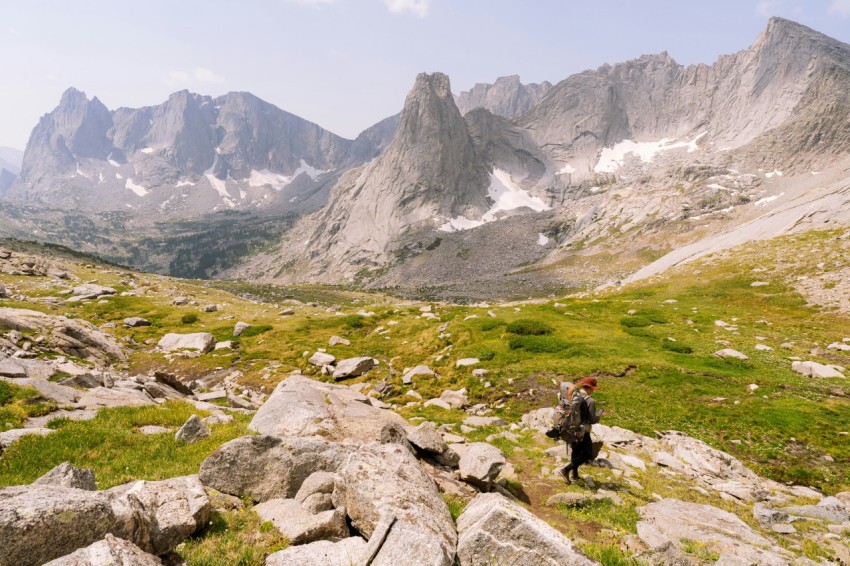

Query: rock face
[
  {"left": 198, "top": 435, "right": 352, "bottom": 502},
  {"left": 265, "top": 537, "right": 368, "bottom": 566},
  {"left": 156, "top": 332, "right": 215, "bottom": 353},
  {"left": 43, "top": 534, "right": 163, "bottom": 566},
  {"left": 457, "top": 493, "right": 597, "bottom": 566},
  {"left": 459, "top": 443, "right": 506, "bottom": 489},
  {"left": 455, "top": 75, "right": 553, "bottom": 118},
  {"left": 0, "top": 308, "right": 124, "bottom": 365},
  {"left": 0, "top": 475, "right": 209, "bottom": 566},
  {"left": 248, "top": 375, "right": 408, "bottom": 442},
  {"left": 637, "top": 498, "right": 789, "bottom": 565},
  {"left": 332, "top": 442, "right": 457, "bottom": 566},
  {"left": 282, "top": 71, "right": 492, "bottom": 281},
  {"left": 174, "top": 414, "right": 210, "bottom": 443},
  {"left": 33, "top": 462, "right": 96, "bottom": 490},
  {"left": 254, "top": 498, "right": 348, "bottom": 544}
]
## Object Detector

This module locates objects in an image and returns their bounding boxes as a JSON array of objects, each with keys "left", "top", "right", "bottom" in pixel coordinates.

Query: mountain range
[{"left": 3, "top": 17, "right": 850, "bottom": 297}]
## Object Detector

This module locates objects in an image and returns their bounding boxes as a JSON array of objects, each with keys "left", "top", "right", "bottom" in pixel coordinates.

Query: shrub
[
  {"left": 239, "top": 324, "right": 272, "bottom": 338},
  {"left": 662, "top": 341, "right": 693, "bottom": 354},
  {"left": 181, "top": 313, "right": 199, "bottom": 325},
  {"left": 506, "top": 319, "right": 553, "bottom": 335},
  {"left": 619, "top": 316, "right": 651, "bottom": 328},
  {"left": 479, "top": 319, "right": 506, "bottom": 331},
  {"left": 508, "top": 335, "right": 569, "bottom": 353},
  {"left": 343, "top": 315, "right": 365, "bottom": 329}
]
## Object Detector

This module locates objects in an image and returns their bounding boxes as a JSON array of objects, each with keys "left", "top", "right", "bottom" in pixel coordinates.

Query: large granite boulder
[
  {"left": 456, "top": 493, "right": 597, "bottom": 566},
  {"left": 249, "top": 375, "right": 408, "bottom": 443},
  {"left": 156, "top": 332, "right": 215, "bottom": 353},
  {"left": 254, "top": 498, "right": 348, "bottom": 544},
  {"left": 198, "top": 435, "right": 352, "bottom": 502},
  {"left": 332, "top": 442, "right": 457, "bottom": 566},
  {"left": 332, "top": 356, "right": 376, "bottom": 380},
  {"left": 637, "top": 499, "right": 789, "bottom": 565},
  {"left": 459, "top": 443, "right": 506, "bottom": 489},
  {"left": 43, "top": 534, "right": 162, "bottom": 566},
  {"left": 265, "top": 537, "right": 368, "bottom": 566},
  {"left": 0, "top": 308, "right": 125, "bottom": 365},
  {"left": 33, "top": 462, "right": 96, "bottom": 490}
]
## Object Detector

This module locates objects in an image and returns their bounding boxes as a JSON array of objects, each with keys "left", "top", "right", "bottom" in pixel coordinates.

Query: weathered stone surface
[
  {"left": 265, "top": 537, "right": 368, "bottom": 566},
  {"left": 2, "top": 376, "right": 80, "bottom": 404},
  {"left": 0, "top": 358, "right": 26, "bottom": 377},
  {"left": 459, "top": 443, "right": 506, "bottom": 488},
  {"left": 332, "top": 442, "right": 457, "bottom": 566},
  {"left": 71, "top": 284, "right": 116, "bottom": 299},
  {"left": 227, "top": 393, "right": 257, "bottom": 410},
  {"left": 42, "top": 534, "right": 162, "bottom": 566},
  {"left": 714, "top": 348, "right": 748, "bottom": 360},
  {"left": 657, "top": 431, "right": 760, "bottom": 484},
  {"left": 407, "top": 421, "right": 448, "bottom": 454},
  {"left": 153, "top": 371, "right": 194, "bottom": 395},
  {"left": 0, "top": 475, "right": 208, "bottom": 566},
  {"left": 402, "top": 364, "right": 434, "bottom": 384},
  {"left": 456, "top": 358, "right": 480, "bottom": 368},
  {"left": 463, "top": 416, "right": 506, "bottom": 428},
  {"left": 196, "top": 390, "right": 227, "bottom": 401},
  {"left": 76, "top": 386, "right": 153, "bottom": 409},
  {"left": 58, "top": 373, "right": 104, "bottom": 389},
  {"left": 199, "top": 435, "right": 352, "bottom": 502},
  {"left": 143, "top": 381, "right": 184, "bottom": 400},
  {"left": 753, "top": 503, "right": 790, "bottom": 528},
  {"left": 175, "top": 414, "right": 210, "bottom": 443},
  {"left": 308, "top": 351, "right": 335, "bottom": 367},
  {"left": 233, "top": 321, "right": 251, "bottom": 337},
  {"left": 249, "top": 376, "right": 407, "bottom": 443},
  {"left": 332, "top": 356, "right": 376, "bottom": 380},
  {"left": 295, "top": 471, "right": 337, "bottom": 504},
  {"left": 783, "top": 496, "right": 850, "bottom": 524},
  {"left": 0, "top": 427, "right": 55, "bottom": 452},
  {"left": 438, "top": 388, "right": 468, "bottom": 409},
  {"left": 520, "top": 408, "right": 552, "bottom": 433},
  {"left": 637, "top": 499, "right": 788, "bottom": 565},
  {"left": 301, "top": 492, "right": 335, "bottom": 514},
  {"left": 123, "top": 317, "right": 151, "bottom": 328},
  {"left": 457, "top": 492, "right": 596, "bottom": 566},
  {"left": 139, "top": 425, "right": 170, "bottom": 435},
  {"left": 0, "top": 308, "right": 125, "bottom": 365},
  {"left": 156, "top": 332, "right": 215, "bottom": 353},
  {"left": 791, "top": 360, "right": 846, "bottom": 378},
  {"left": 328, "top": 335, "right": 350, "bottom": 346},
  {"left": 33, "top": 462, "right": 96, "bottom": 490},
  {"left": 255, "top": 498, "right": 348, "bottom": 544}
]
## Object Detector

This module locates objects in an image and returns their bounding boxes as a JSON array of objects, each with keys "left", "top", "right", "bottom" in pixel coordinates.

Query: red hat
[{"left": 579, "top": 377, "right": 599, "bottom": 391}]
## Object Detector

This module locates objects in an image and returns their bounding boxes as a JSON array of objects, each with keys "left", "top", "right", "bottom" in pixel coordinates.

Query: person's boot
[
  {"left": 558, "top": 466, "right": 573, "bottom": 483},
  {"left": 570, "top": 469, "right": 581, "bottom": 482}
]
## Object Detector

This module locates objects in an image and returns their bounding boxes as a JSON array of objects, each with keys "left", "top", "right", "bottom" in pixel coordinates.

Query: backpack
[{"left": 551, "top": 383, "right": 587, "bottom": 443}]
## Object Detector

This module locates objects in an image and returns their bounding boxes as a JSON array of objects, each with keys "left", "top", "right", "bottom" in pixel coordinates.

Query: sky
[{"left": 1, "top": 0, "right": 850, "bottom": 149}]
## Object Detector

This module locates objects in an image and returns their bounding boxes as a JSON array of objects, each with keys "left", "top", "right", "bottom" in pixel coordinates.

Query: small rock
[
  {"left": 332, "top": 357, "right": 376, "bottom": 380},
  {"left": 459, "top": 442, "right": 506, "bottom": 489},
  {"left": 139, "top": 425, "right": 171, "bottom": 435},
  {"left": 402, "top": 364, "right": 435, "bottom": 384},
  {"left": 123, "top": 317, "right": 151, "bottom": 328},
  {"left": 34, "top": 462, "right": 96, "bottom": 490},
  {"left": 175, "top": 415, "right": 210, "bottom": 443},
  {"left": 715, "top": 349, "right": 748, "bottom": 360},
  {"left": 328, "top": 335, "right": 350, "bottom": 346},
  {"left": 455, "top": 358, "right": 480, "bottom": 368},
  {"left": 233, "top": 322, "right": 251, "bottom": 337},
  {"left": 308, "top": 351, "right": 336, "bottom": 367}
]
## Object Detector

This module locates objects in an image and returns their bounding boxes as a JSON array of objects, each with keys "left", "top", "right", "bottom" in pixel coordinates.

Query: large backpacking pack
[{"left": 550, "top": 382, "right": 587, "bottom": 443}]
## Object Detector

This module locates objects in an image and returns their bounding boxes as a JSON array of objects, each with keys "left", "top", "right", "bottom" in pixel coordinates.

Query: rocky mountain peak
[{"left": 455, "top": 75, "right": 552, "bottom": 118}]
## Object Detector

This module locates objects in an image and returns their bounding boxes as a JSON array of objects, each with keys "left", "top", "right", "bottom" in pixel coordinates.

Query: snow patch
[
  {"left": 594, "top": 132, "right": 706, "bottom": 173},
  {"left": 75, "top": 165, "right": 91, "bottom": 180},
  {"left": 175, "top": 180, "right": 195, "bottom": 188},
  {"left": 97, "top": 172, "right": 104, "bottom": 184},
  {"left": 439, "top": 169, "right": 550, "bottom": 232},
  {"left": 247, "top": 160, "right": 326, "bottom": 191},
  {"left": 765, "top": 170, "right": 783, "bottom": 178},
  {"left": 108, "top": 159, "right": 120, "bottom": 168},
  {"left": 707, "top": 183, "right": 727, "bottom": 191},
  {"left": 205, "top": 174, "right": 235, "bottom": 208},
  {"left": 125, "top": 178, "right": 148, "bottom": 197},
  {"left": 140, "top": 147, "right": 154, "bottom": 154},
  {"left": 115, "top": 173, "right": 123, "bottom": 179},
  {"left": 556, "top": 164, "right": 576, "bottom": 175},
  {"left": 537, "top": 233, "right": 550, "bottom": 246},
  {"left": 240, "top": 189, "right": 247, "bottom": 200},
  {"left": 754, "top": 193, "right": 783, "bottom": 206}
]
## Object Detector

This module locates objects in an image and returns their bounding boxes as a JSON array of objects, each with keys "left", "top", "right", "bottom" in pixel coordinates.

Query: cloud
[
  {"left": 8, "top": 28, "right": 21, "bottom": 36},
  {"left": 288, "top": 0, "right": 336, "bottom": 4},
  {"left": 383, "top": 0, "right": 429, "bottom": 17},
  {"left": 165, "top": 68, "right": 224, "bottom": 86},
  {"left": 193, "top": 67, "right": 225, "bottom": 83},
  {"left": 829, "top": 0, "right": 850, "bottom": 17}
]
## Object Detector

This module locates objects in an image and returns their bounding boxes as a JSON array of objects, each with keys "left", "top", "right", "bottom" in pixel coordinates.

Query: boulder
[
  {"left": 657, "top": 431, "right": 760, "bottom": 485},
  {"left": 332, "top": 442, "right": 457, "bottom": 566},
  {"left": 171, "top": 296, "right": 189, "bottom": 306},
  {"left": 456, "top": 358, "right": 480, "bottom": 368},
  {"left": 637, "top": 499, "right": 788, "bottom": 565},
  {"left": 791, "top": 360, "right": 846, "bottom": 379},
  {"left": 42, "top": 534, "right": 162, "bottom": 566},
  {"left": 459, "top": 443, "right": 506, "bottom": 489},
  {"left": 153, "top": 371, "right": 194, "bottom": 395},
  {"left": 424, "top": 398, "right": 452, "bottom": 410},
  {"left": 295, "top": 471, "right": 337, "bottom": 504},
  {"left": 123, "top": 317, "right": 151, "bottom": 328},
  {"left": 332, "top": 356, "right": 376, "bottom": 380},
  {"left": 0, "top": 358, "right": 26, "bottom": 377},
  {"left": 457, "top": 493, "right": 596, "bottom": 566},
  {"left": 0, "top": 282, "right": 6, "bottom": 298},
  {"left": 265, "top": 537, "right": 368, "bottom": 566},
  {"left": 175, "top": 415, "right": 210, "bottom": 443},
  {"left": 143, "top": 381, "right": 184, "bottom": 400},
  {"left": 438, "top": 388, "right": 468, "bottom": 409},
  {"left": 139, "top": 425, "right": 170, "bottom": 435},
  {"left": 196, "top": 390, "right": 227, "bottom": 401},
  {"left": 407, "top": 421, "right": 448, "bottom": 454},
  {"left": 33, "top": 462, "right": 96, "bottom": 490},
  {"left": 463, "top": 416, "right": 506, "bottom": 428},
  {"left": 328, "top": 335, "right": 350, "bottom": 346},
  {"left": 402, "top": 364, "right": 434, "bottom": 384},
  {"left": 59, "top": 373, "right": 104, "bottom": 389},
  {"left": 308, "top": 351, "right": 336, "bottom": 367},
  {"left": 76, "top": 387, "right": 153, "bottom": 409},
  {"left": 782, "top": 496, "right": 850, "bottom": 524},
  {"left": 0, "top": 308, "right": 125, "bottom": 365},
  {"left": 156, "top": 332, "right": 215, "bottom": 354},
  {"left": 248, "top": 376, "right": 408, "bottom": 443},
  {"left": 3, "top": 376, "right": 80, "bottom": 405},
  {"left": 233, "top": 321, "right": 251, "bottom": 337},
  {"left": 714, "top": 349, "right": 748, "bottom": 360},
  {"left": 71, "top": 284, "right": 116, "bottom": 298},
  {"left": 255, "top": 498, "right": 348, "bottom": 544},
  {"left": 199, "top": 435, "right": 352, "bottom": 502},
  {"left": 520, "top": 408, "right": 553, "bottom": 433}
]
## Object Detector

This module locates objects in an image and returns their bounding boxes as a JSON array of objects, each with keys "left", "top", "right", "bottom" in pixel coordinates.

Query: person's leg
[
  {"left": 560, "top": 440, "right": 578, "bottom": 481},
  {"left": 571, "top": 434, "right": 593, "bottom": 479}
]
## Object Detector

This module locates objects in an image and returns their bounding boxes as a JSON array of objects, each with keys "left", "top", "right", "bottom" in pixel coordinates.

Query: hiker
[{"left": 559, "top": 376, "right": 603, "bottom": 483}]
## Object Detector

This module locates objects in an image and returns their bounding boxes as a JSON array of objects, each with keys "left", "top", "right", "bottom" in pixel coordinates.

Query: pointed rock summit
[{"left": 295, "top": 72, "right": 491, "bottom": 278}]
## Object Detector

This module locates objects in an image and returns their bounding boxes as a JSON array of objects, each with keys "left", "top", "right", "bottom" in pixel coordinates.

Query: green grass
[
  {"left": 238, "top": 324, "right": 273, "bottom": 338},
  {"left": 0, "top": 381, "right": 58, "bottom": 429},
  {"left": 177, "top": 508, "right": 289, "bottom": 566},
  {"left": 181, "top": 313, "right": 200, "bottom": 324},
  {"left": 506, "top": 319, "right": 554, "bottom": 335},
  {"left": 0, "top": 402, "right": 250, "bottom": 488}
]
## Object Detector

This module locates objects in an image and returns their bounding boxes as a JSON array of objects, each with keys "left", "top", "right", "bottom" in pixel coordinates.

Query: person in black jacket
[{"left": 559, "top": 376, "right": 603, "bottom": 483}]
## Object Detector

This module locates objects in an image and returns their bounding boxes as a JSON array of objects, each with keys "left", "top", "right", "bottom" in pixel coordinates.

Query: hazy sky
[{"left": 1, "top": 0, "right": 849, "bottom": 148}]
